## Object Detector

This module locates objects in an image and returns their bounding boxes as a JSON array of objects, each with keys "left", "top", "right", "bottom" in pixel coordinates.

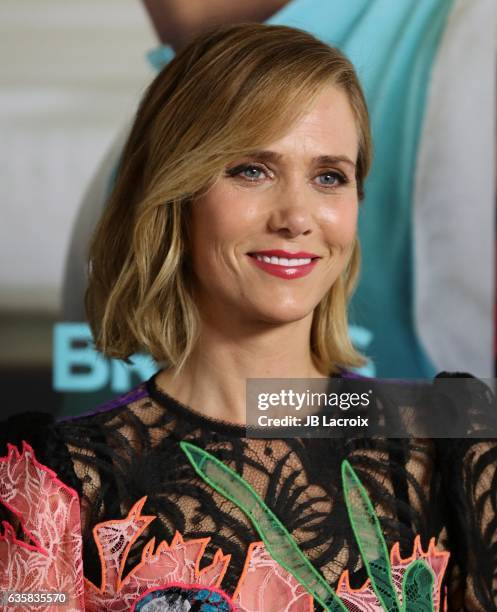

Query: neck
[{"left": 155, "top": 314, "right": 327, "bottom": 425}]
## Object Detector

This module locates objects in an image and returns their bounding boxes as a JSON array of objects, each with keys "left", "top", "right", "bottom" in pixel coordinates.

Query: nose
[{"left": 267, "top": 190, "right": 314, "bottom": 238}]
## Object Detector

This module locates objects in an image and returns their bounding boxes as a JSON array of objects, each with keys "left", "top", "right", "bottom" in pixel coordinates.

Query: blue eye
[
  {"left": 241, "top": 166, "right": 264, "bottom": 180},
  {"left": 317, "top": 171, "right": 345, "bottom": 187},
  {"left": 226, "top": 164, "right": 266, "bottom": 181}
]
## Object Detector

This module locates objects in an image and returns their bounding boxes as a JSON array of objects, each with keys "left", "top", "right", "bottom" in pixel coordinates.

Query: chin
[{"left": 252, "top": 303, "right": 316, "bottom": 325}]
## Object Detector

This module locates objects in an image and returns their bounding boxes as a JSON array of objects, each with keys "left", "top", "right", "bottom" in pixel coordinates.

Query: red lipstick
[
  {"left": 250, "top": 249, "right": 319, "bottom": 258},
  {"left": 247, "top": 250, "right": 320, "bottom": 279}
]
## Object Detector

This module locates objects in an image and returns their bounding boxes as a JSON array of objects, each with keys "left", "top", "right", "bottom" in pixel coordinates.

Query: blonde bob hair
[{"left": 86, "top": 23, "right": 372, "bottom": 375}]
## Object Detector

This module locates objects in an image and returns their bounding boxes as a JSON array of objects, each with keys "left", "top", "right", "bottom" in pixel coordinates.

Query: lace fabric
[{"left": 0, "top": 372, "right": 496, "bottom": 610}]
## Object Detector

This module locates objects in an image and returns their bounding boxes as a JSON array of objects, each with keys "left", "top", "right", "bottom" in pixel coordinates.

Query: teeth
[{"left": 254, "top": 255, "right": 312, "bottom": 266}]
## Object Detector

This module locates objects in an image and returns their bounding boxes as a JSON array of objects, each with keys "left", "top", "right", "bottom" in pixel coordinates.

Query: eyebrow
[{"left": 243, "top": 149, "right": 357, "bottom": 169}]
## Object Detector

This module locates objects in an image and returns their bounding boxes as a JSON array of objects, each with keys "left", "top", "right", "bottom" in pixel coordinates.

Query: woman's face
[{"left": 189, "top": 84, "right": 359, "bottom": 328}]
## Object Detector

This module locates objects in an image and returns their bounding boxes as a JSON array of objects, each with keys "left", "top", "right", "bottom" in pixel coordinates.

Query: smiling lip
[
  {"left": 250, "top": 250, "right": 319, "bottom": 258},
  {"left": 247, "top": 249, "right": 320, "bottom": 279}
]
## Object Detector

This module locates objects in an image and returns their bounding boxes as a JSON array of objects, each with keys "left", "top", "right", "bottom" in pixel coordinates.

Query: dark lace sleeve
[
  {"left": 435, "top": 436, "right": 497, "bottom": 609},
  {"left": 434, "top": 373, "right": 497, "bottom": 610}
]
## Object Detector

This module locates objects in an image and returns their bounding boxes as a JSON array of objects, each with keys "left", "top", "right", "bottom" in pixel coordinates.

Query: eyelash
[{"left": 225, "top": 163, "right": 348, "bottom": 188}]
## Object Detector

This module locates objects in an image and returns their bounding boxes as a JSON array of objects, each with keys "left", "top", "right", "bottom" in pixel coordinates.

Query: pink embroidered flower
[
  {"left": 85, "top": 497, "right": 232, "bottom": 611},
  {"left": 85, "top": 497, "right": 313, "bottom": 611},
  {"left": 0, "top": 442, "right": 85, "bottom": 611},
  {"left": 233, "top": 541, "right": 313, "bottom": 611}
]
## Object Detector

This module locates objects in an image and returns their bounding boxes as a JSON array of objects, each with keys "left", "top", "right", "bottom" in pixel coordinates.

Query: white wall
[{"left": 0, "top": 0, "right": 155, "bottom": 313}]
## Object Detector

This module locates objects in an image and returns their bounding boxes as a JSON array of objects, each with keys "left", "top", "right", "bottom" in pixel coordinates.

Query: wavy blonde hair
[{"left": 86, "top": 23, "right": 372, "bottom": 374}]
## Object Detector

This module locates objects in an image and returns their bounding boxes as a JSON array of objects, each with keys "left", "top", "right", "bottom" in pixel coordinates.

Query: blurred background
[{"left": 0, "top": 0, "right": 155, "bottom": 416}]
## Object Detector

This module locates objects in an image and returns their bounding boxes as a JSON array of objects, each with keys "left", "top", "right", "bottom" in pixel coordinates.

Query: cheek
[
  {"left": 320, "top": 197, "right": 358, "bottom": 248},
  {"left": 189, "top": 189, "right": 258, "bottom": 271}
]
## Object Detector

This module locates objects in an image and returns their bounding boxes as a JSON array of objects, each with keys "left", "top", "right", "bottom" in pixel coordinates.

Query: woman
[{"left": 1, "top": 24, "right": 495, "bottom": 611}]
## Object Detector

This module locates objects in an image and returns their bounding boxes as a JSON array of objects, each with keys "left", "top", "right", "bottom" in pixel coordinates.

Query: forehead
[{"left": 263, "top": 85, "right": 358, "bottom": 160}]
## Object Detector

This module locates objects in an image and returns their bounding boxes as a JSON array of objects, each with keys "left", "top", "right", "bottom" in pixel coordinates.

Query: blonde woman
[{"left": 1, "top": 24, "right": 495, "bottom": 611}]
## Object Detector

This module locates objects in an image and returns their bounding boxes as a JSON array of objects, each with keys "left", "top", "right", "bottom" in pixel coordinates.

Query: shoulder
[
  {"left": 0, "top": 381, "right": 156, "bottom": 482},
  {"left": 56, "top": 381, "right": 152, "bottom": 427},
  {"left": 0, "top": 382, "right": 152, "bottom": 449}
]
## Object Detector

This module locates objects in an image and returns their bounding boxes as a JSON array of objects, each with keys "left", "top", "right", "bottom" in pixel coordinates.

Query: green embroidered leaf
[
  {"left": 402, "top": 559, "right": 435, "bottom": 612},
  {"left": 180, "top": 441, "right": 347, "bottom": 612},
  {"left": 341, "top": 460, "right": 401, "bottom": 612}
]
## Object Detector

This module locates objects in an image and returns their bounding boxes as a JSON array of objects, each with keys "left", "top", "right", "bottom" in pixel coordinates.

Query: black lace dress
[{"left": 0, "top": 371, "right": 496, "bottom": 611}]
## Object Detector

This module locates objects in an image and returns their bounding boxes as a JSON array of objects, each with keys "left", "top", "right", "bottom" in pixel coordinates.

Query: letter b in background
[
  {"left": 53, "top": 323, "right": 109, "bottom": 391},
  {"left": 53, "top": 323, "right": 157, "bottom": 393}
]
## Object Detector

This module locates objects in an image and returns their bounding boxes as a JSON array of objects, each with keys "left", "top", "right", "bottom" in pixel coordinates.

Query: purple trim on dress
[
  {"left": 57, "top": 386, "right": 149, "bottom": 423},
  {"left": 340, "top": 370, "right": 372, "bottom": 379},
  {"left": 340, "top": 369, "right": 427, "bottom": 385}
]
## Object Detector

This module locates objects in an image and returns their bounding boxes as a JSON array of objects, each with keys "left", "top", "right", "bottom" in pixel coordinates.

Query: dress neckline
[
  {"left": 146, "top": 370, "right": 345, "bottom": 436},
  {"left": 146, "top": 373, "right": 247, "bottom": 436}
]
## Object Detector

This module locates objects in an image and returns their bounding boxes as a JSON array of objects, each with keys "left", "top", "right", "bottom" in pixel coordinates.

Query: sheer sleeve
[
  {"left": 434, "top": 373, "right": 497, "bottom": 610},
  {"left": 436, "top": 437, "right": 497, "bottom": 609}
]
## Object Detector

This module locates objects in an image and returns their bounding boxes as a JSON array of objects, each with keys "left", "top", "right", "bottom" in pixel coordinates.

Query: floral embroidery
[
  {"left": 0, "top": 442, "right": 85, "bottom": 611},
  {"left": 132, "top": 584, "right": 234, "bottom": 610},
  {"left": 85, "top": 497, "right": 232, "bottom": 610},
  {"left": 0, "top": 442, "right": 449, "bottom": 611},
  {"left": 0, "top": 442, "right": 311, "bottom": 611},
  {"left": 86, "top": 498, "right": 312, "bottom": 610},
  {"left": 180, "top": 441, "right": 450, "bottom": 612},
  {"left": 336, "top": 536, "right": 449, "bottom": 611}
]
